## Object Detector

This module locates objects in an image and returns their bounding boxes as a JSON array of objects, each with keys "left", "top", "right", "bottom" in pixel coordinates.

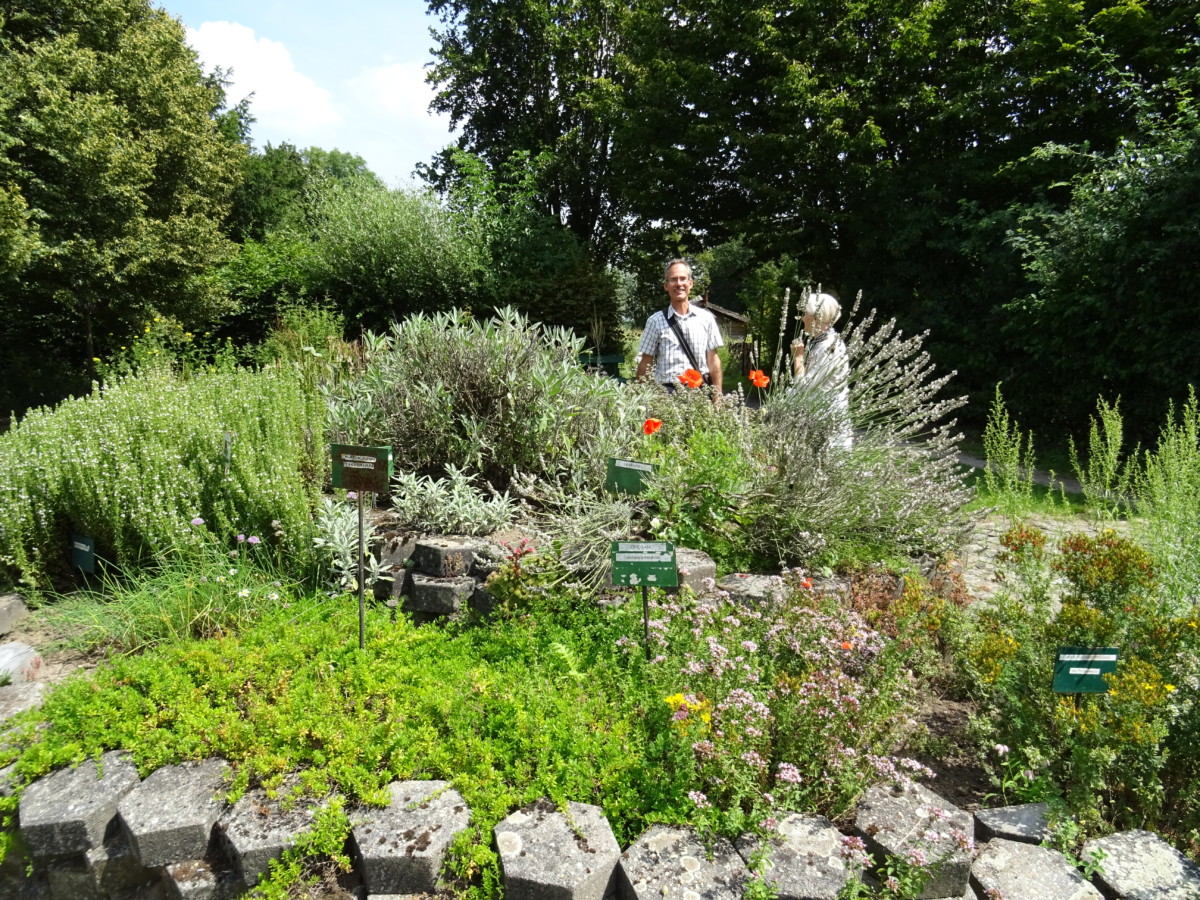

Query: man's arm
[
  {"left": 706, "top": 348, "right": 722, "bottom": 395},
  {"left": 636, "top": 354, "right": 654, "bottom": 381}
]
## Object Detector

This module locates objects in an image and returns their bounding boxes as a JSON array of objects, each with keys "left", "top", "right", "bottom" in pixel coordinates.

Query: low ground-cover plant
[
  {"left": 0, "top": 367, "right": 324, "bottom": 593},
  {"left": 0, "top": 553, "right": 958, "bottom": 898}
]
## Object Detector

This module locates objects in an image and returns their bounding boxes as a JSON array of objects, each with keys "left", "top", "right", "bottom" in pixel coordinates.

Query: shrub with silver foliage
[{"left": 391, "top": 465, "right": 516, "bottom": 536}]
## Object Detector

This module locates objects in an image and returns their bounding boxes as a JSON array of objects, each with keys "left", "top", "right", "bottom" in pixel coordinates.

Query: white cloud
[
  {"left": 345, "top": 62, "right": 456, "bottom": 184},
  {"left": 186, "top": 21, "right": 341, "bottom": 144},
  {"left": 182, "top": 20, "right": 455, "bottom": 185}
]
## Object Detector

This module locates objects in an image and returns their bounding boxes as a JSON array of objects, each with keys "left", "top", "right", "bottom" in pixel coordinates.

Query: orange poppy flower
[
  {"left": 841, "top": 641, "right": 853, "bottom": 651},
  {"left": 678, "top": 368, "right": 704, "bottom": 389},
  {"left": 643, "top": 418, "right": 663, "bottom": 435},
  {"left": 749, "top": 369, "right": 770, "bottom": 388}
]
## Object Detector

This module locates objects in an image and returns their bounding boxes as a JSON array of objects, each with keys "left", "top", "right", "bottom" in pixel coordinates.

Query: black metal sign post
[{"left": 330, "top": 444, "right": 394, "bottom": 650}]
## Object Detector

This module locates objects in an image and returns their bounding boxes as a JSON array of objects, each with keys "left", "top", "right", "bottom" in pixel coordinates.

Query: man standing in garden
[{"left": 636, "top": 259, "right": 723, "bottom": 396}]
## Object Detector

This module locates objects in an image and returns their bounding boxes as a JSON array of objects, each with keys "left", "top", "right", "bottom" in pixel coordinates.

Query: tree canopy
[{"left": 0, "top": 0, "right": 244, "bottom": 411}]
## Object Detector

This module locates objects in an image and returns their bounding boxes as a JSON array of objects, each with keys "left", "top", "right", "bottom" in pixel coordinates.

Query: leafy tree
[
  {"left": 1005, "top": 86, "right": 1200, "bottom": 437},
  {"left": 445, "top": 149, "right": 624, "bottom": 351},
  {"left": 304, "top": 176, "right": 489, "bottom": 329},
  {"left": 0, "top": 0, "right": 244, "bottom": 413},
  {"left": 225, "top": 143, "right": 381, "bottom": 244},
  {"left": 427, "top": 0, "right": 628, "bottom": 257}
]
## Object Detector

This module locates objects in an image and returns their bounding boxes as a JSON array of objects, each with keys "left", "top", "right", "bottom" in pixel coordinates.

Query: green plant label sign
[
  {"left": 71, "top": 534, "right": 95, "bottom": 574},
  {"left": 1053, "top": 647, "right": 1119, "bottom": 693},
  {"left": 605, "top": 457, "right": 656, "bottom": 495},
  {"left": 330, "top": 444, "right": 394, "bottom": 493},
  {"left": 611, "top": 541, "right": 678, "bottom": 587}
]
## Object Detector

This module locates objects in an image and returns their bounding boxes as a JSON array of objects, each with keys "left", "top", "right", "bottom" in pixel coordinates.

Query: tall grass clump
[
  {"left": 0, "top": 367, "right": 324, "bottom": 592},
  {"left": 980, "top": 385, "right": 1038, "bottom": 516},
  {"left": 1131, "top": 387, "right": 1200, "bottom": 611}
]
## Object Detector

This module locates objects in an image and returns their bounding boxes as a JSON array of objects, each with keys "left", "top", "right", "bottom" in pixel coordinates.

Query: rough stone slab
[
  {"left": 717, "top": 574, "right": 787, "bottom": 606},
  {"left": 45, "top": 853, "right": 100, "bottom": 900},
  {"left": 164, "top": 858, "right": 217, "bottom": 900},
  {"left": 974, "top": 802, "right": 1051, "bottom": 845},
  {"left": 376, "top": 534, "right": 418, "bottom": 570},
  {"left": 494, "top": 798, "right": 621, "bottom": 900},
  {"left": 0, "top": 641, "right": 42, "bottom": 684},
  {"left": 217, "top": 781, "right": 327, "bottom": 886},
  {"left": 1082, "top": 829, "right": 1200, "bottom": 900},
  {"left": 406, "top": 573, "right": 476, "bottom": 616},
  {"left": 87, "top": 829, "right": 156, "bottom": 897},
  {"left": 0, "top": 592, "right": 28, "bottom": 636},
  {"left": 618, "top": 824, "right": 748, "bottom": 900},
  {"left": 0, "top": 680, "right": 46, "bottom": 726},
  {"left": 20, "top": 750, "right": 141, "bottom": 858},
  {"left": 855, "top": 782, "right": 974, "bottom": 900},
  {"left": 675, "top": 549, "right": 717, "bottom": 595},
  {"left": 411, "top": 538, "right": 477, "bottom": 578},
  {"left": 118, "top": 758, "right": 229, "bottom": 869},
  {"left": 472, "top": 582, "right": 498, "bottom": 616},
  {"left": 113, "top": 880, "right": 168, "bottom": 900},
  {"left": 970, "top": 838, "right": 1101, "bottom": 900},
  {"left": 349, "top": 780, "right": 472, "bottom": 895},
  {"left": 736, "top": 813, "right": 850, "bottom": 900}
]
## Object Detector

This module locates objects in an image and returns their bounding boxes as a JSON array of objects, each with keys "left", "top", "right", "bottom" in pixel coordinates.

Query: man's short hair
[
  {"left": 663, "top": 258, "right": 693, "bottom": 281},
  {"left": 803, "top": 291, "right": 842, "bottom": 327}
]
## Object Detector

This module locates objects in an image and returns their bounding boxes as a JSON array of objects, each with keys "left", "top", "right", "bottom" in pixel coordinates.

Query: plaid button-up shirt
[{"left": 638, "top": 305, "right": 724, "bottom": 384}]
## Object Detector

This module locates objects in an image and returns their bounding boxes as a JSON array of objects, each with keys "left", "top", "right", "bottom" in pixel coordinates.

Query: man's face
[{"left": 663, "top": 264, "right": 693, "bottom": 305}]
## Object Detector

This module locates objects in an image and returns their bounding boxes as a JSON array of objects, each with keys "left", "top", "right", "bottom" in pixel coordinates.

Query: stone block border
[{"left": 6, "top": 759, "right": 1199, "bottom": 900}]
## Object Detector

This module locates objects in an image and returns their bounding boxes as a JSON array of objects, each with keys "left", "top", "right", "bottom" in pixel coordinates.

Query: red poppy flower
[
  {"left": 678, "top": 368, "right": 704, "bottom": 389},
  {"left": 749, "top": 369, "right": 770, "bottom": 388},
  {"left": 643, "top": 418, "right": 663, "bottom": 435},
  {"left": 841, "top": 641, "right": 853, "bottom": 651},
  {"left": 800, "top": 577, "right": 813, "bottom": 590}
]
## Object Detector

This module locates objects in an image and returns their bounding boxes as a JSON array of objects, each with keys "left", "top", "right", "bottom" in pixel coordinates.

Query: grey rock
[
  {"left": 0, "top": 681, "right": 46, "bottom": 726},
  {"left": 87, "top": 829, "right": 156, "bottom": 897},
  {"left": 736, "top": 813, "right": 850, "bottom": 900},
  {"left": 406, "top": 573, "right": 477, "bottom": 616},
  {"left": 1083, "top": 829, "right": 1200, "bottom": 900},
  {"left": 376, "top": 533, "right": 418, "bottom": 570},
  {"left": 0, "top": 641, "right": 42, "bottom": 684},
  {"left": 472, "top": 582, "right": 499, "bottom": 617},
  {"left": 618, "top": 824, "right": 749, "bottom": 900},
  {"left": 349, "top": 780, "right": 471, "bottom": 895},
  {"left": 854, "top": 782, "right": 974, "bottom": 900},
  {"left": 716, "top": 574, "right": 787, "bottom": 606},
  {"left": 411, "top": 538, "right": 477, "bottom": 578},
  {"left": 0, "top": 681, "right": 45, "bottom": 734},
  {"left": 1, "top": 761, "right": 17, "bottom": 798},
  {"left": 217, "top": 780, "right": 327, "bottom": 886},
  {"left": 19, "top": 750, "right": 141, "bottom": 858},
  {"left": 113, "top": 880, "right": 169, "bottom": 900},
  {"left": 118, "top": 758, "right": 229, "bottom": 869},
  {"left": 46, "top": 854, "right": 100, "bottom": 900},
  {"left": 675, "top": 549, "right": 717, "bottom": 595},
  {"left": 0, "top": 592, "right": 28, "bottom": 636},
  {"left": 971, "top": 838, "right": 1102, "bottom": 900},
  {"left": 164, "top": 857, "right": 219, "bottom": 900},
  {"left": 974, "top": 802, "right": 1051, "bottom": 845},
  {"left": 494, "top": 798, "right": 620, "bottom": 900}
]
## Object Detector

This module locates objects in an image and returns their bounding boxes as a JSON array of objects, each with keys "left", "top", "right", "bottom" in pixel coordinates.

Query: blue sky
[{"left": 156, "top": 0, "right": 457, "bottom": 186}]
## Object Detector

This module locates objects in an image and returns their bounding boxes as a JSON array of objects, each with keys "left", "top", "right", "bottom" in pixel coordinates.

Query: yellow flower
[
  {"left": 1166, "top": 684, "right": 1176, "bottom": 692},
  {"left": 92, "top": 357, "right": 100, "bottom": 362}
]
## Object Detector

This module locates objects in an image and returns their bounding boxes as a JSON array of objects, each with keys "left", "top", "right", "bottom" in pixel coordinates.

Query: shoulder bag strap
[{"left": 664, "top": 307, "right": 711, "bottom": 383}]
